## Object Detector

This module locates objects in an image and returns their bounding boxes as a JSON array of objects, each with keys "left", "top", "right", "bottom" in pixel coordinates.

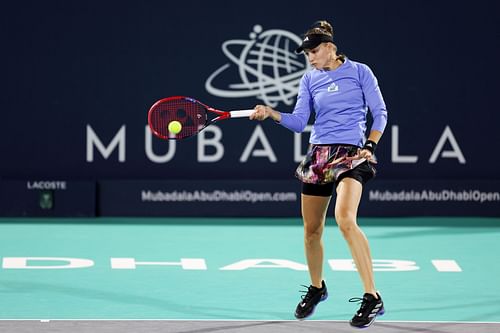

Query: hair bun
[{"left": 309, "top": 20, "right": 334, "bottom": 36}]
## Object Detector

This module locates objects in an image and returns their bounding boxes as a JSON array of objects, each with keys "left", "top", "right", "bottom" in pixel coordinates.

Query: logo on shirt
[{"left": 327, "top": 82, "right": 339, "bottom": 92}]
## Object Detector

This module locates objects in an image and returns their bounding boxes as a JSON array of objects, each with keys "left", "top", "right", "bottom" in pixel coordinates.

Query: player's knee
[
  {"left": 303, "top": 223, "right": 323, "bottom": 245},
  {"left": 338, "top": 223, "right": 354, "bottom": 239},
  {"left": 335, "top": 212, "right": 357, "bottom": 238}
]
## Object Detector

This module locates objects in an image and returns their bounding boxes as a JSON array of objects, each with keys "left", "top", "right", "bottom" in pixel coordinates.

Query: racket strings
[{"left": 150, "top": 98, "right": 207, "bottom": 139}]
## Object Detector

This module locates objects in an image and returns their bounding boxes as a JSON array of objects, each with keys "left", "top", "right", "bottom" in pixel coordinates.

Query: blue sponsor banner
[
  {"left": 2, "top": 178, "right": 497, "bottom": 217},
  {"left": 98, "top": 179, "right": 500, "bottom": 217},
  {"left": 0, "top": 180, "right": 96, "bottom": 217},
  {"left": 98, "top": 180, "right": 301, "bottom": 217},
  {"left": 361, "top": 180, "right": 500, "bottom": 217}
]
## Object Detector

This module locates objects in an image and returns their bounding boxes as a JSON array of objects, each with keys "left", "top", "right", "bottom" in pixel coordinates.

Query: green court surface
[{"left": 0, "top": 217, "right": 499, "bottom": 323}]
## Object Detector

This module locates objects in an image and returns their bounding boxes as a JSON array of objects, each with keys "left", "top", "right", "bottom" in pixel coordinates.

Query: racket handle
[{"left": 229, "top": 110, "right": 254, "bottom": 118}]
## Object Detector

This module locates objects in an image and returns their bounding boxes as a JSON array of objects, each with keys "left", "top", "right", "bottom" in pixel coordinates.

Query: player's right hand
[{"left": 250, "top": 105, "right": 270, "bottom": 121}]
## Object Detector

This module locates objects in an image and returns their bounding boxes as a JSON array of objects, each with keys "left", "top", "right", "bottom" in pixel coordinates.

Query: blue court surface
[{"left": 0, "top": 217, "right": 499, "bottom": 331}]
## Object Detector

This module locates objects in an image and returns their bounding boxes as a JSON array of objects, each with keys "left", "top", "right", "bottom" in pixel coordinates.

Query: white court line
[{"left": 431, "top": 259, "right": 462, "bottom": 272}]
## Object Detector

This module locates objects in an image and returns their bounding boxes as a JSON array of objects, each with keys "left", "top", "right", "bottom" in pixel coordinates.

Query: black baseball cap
[{"left": 295, "top": 33, "right": 334, "bottom": 54}]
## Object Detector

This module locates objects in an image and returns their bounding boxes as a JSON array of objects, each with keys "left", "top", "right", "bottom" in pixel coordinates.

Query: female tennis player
[{"left": 250, "top": 20, "right": 388, "bottom": 328}]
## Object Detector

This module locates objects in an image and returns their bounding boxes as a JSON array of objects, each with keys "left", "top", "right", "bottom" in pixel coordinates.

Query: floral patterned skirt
[{"left": 295, "top": 144, "right": 374, "bottom": 185}]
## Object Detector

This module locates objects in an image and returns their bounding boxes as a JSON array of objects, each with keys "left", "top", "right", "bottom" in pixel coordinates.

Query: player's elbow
[
  {"left": 372, "top": 110, "right": 388, "bottom": 132},
  {"left": 294, "top": 119, "right": 309, "bottom": 133}
]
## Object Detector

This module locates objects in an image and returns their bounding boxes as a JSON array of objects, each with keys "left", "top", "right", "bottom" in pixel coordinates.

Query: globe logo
[{"left": 205, "top": 25, "right": 309, "bottom": 107}]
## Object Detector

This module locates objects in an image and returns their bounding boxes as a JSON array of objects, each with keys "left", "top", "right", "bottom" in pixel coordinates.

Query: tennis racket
[{"left": 148, "top": 96, "right": 254, "bottom": 140}]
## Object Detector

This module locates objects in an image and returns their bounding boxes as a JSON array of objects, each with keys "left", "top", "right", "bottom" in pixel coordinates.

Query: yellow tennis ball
[{"left": 168, "top": 121, "right": 182, "bottom": 134}]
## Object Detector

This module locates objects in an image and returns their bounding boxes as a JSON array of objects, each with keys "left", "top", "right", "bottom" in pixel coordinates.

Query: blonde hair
[
  {"left": 305, "top": 20, "right": 345, "bottom": 61},
  {"left": 306, "top": 20, "right": 334, "bottom": 37}
]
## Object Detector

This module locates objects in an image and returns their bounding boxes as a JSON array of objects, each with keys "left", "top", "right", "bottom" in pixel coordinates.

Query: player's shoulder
[
  {"left": 301, "top": 67, "right": 317, "bottom": 83},
  {"left": 346, "top": 58, "right": 371, "bottom": 72},
  {"left": 345, "top": 58, "right": 376, "bottom": 81}
]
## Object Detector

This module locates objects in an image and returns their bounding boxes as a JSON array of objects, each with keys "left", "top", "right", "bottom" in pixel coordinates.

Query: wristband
[{"left": 362, "top": 140, "right": 377, "bottom": 154}]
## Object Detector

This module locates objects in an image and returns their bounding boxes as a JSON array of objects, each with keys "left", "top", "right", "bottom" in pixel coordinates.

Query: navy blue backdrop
[{"left": 0, "top": 1, "right": 499, "bottom": 217}]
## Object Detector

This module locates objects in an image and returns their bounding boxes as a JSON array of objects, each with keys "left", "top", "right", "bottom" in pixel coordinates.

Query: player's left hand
[{"left": 348, "top": 148, "right": 378, "bottom": 164}]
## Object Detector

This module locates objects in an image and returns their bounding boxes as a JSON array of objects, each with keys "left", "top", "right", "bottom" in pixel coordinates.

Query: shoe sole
[
  {"left": 294, "top": 292, "right": 328, "bottom": 320},
  {"left": 349, "top": 306, "right": 385, "bottom": 329}
]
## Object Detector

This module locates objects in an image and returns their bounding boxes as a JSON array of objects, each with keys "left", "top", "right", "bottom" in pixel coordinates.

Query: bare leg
[
  {"left": 335, "top": 178, "right": 377, "bottom": 297},
  {"left": 301, "top": 194, "right": 331, "bottom": 288}
]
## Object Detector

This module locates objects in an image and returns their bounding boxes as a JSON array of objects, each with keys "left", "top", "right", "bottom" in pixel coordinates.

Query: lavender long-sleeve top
[{"left": 279, "top": 58, "right": 388, "bottom": 147}]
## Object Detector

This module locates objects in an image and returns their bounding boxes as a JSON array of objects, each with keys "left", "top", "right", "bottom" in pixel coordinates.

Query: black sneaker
[
  {"left": 294, "top": 280, "right": 328, "bottom": 319},
  {"left": 349, "top": 292, "right": 385, "bottom": 328}
]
